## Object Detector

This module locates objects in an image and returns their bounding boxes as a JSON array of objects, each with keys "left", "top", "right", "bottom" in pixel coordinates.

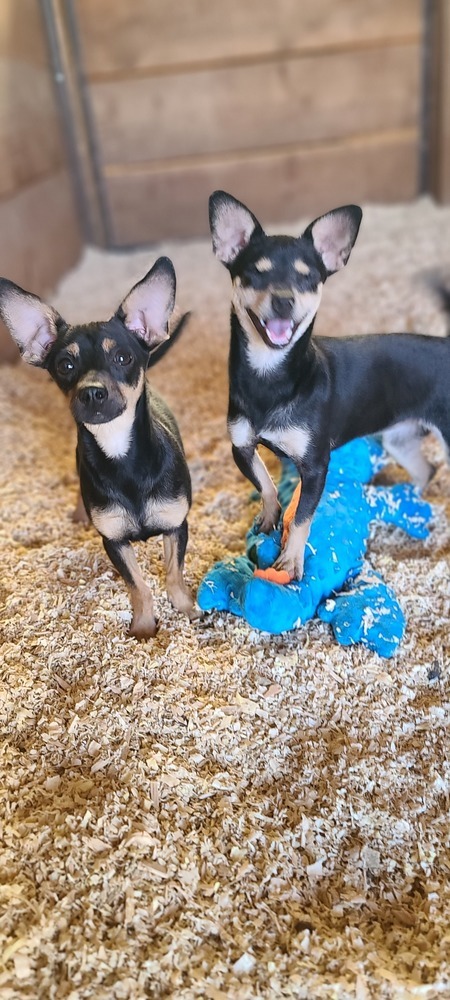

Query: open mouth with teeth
[{"left": 247, "top": 308, "right": 300, "bottom": 348}]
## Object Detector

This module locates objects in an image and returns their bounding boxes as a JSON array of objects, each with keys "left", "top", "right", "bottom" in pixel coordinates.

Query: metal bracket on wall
[
  {"left": 422, "top": 0, "right": 450, "bottom": 201},
  {"left": 40, "top": 0, "right": 113, "bottom": 246}
]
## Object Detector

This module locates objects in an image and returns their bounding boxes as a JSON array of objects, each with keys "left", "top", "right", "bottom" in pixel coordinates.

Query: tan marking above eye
[
  {"left": 102, "top": 337, "right": 117, "bottom": 353},
  {"left": 255, "top": 257, "right": 273, "bottom": 273},
  {"left": 66, "top": 342, "right": 80, "bottom": 357},
  {"left": 294, "top": 260, "right": 310, "bottom": 275}
]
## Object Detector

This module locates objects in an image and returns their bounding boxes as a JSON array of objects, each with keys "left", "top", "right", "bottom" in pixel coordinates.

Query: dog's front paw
[
  {"left": 273, "top": 549, "right": 304, "bottom": 582},
  {"left": 167, "top": 583, "right": 202, "bottom": 621},
  {"left": 188, "top": 605, "right": 204, "bottom": 623},
  {"left": 129, "top": 615, "right": 159, "bottom": 640}
]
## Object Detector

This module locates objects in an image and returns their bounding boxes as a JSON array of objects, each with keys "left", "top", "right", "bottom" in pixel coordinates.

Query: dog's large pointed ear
[
  {"left": 118, "top": 256, "right": 176, "bottom": 348},
  {"left": 304, "top": 205, "right": 362, "bottom": 275},
  {"left": 209, "top": 190, "right": 263, "bottom": 267},
  {"left": 0, "top": 278, "right": 62, "bottom": 365}
]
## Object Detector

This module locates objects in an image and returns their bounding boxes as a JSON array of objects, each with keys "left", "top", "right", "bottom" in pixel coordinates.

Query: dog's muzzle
[
  {"left": 247, "top": 308, "right": 300, "bottom": 348},
  {"left": 77, "top": 384, "right": 108, "bottom": 407},
  {"left": 246, "top": 289, "right": 301, "bottom": 348},
  {"left": 72, "top": 380, "right": 124, "bottom": 424}
]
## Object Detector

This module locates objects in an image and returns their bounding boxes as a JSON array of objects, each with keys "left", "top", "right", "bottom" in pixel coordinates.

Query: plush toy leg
[{"left": 317, "top": 567, "right": 405, "bottom": 657}]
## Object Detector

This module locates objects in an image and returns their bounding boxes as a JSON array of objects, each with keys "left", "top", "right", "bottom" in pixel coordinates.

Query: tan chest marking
[
  {"left": 262, "top": 425, "right": 311, "bottom": 460},
  {"left": 91, "top": 493, "right": 189, "bottom": 541},
  {"left": 144, "top": 495, "right": 189, "bottom": 532},
  {"left": 91, "top": 504, "right": 138, "bottom": 541}
]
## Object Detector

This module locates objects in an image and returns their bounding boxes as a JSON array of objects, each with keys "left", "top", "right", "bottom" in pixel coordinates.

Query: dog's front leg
[
  {"left": 274, "top": 459, "right": 328, "bottom": 580},
  {"left": 232, "top": 444, "right": 281, "bottom": 533},
  {"left": 103, "top": 537, "right": 158, "bottom": 640},
  {"left": 163, "top": 520, "right": 200, "bottom": 620}
]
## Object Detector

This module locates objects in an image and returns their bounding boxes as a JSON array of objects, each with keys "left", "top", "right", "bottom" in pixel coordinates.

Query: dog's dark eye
[
  {"left": 113, "top": 350, "right": 133, "bottom": 366},
  {"left": 56, "top": 357, "right": 75, "bottom": 376}
]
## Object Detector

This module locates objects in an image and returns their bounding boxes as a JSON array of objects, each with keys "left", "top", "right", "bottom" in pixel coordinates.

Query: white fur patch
[
  {"left": 228, "top": 416, "right": 255, "bottom": 449},
  {"left": 84, "top": 373, "right": 144, "bottom": 459},
  {"left": 244, "top": 339, "right": 287, "bottom": 375},
  {"left": 85, "top": 407, "right": 136, "bottom": 459}
]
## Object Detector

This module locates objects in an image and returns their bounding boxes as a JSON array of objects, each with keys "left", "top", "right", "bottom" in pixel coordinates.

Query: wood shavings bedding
[{"left": 0, "top": 198, "right": 449, "bottom": 999}]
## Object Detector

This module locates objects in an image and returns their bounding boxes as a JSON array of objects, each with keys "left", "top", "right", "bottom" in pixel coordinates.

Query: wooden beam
[{"left": 427, "top": 0, "right": 450, "bottom": 201}]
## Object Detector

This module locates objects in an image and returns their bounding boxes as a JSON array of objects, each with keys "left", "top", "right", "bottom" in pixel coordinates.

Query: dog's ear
[
  {"left": 304, "top": 205, "right": 362, "bottom": 275},
  {"left": 209, "top": 190, "right": 263, "bottom": 266},
  {"left": 118, "top": 256, "right": 176, "bottom": 348},
  {"left": 0, "top": 278, "right": 62, "bottom": 365}
]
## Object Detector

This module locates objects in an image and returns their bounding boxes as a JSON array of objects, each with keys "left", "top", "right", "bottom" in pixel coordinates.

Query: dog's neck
[{"left": 82, "top": 381, "right": 151, "bottom": 461}]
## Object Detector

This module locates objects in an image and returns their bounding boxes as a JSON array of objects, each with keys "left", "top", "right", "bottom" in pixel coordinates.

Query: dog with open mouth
[{"left": 209, "top": 190, "right": 450, "bottom": 581}]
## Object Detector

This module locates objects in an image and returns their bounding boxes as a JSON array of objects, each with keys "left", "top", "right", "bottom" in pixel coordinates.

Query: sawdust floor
[{"left": 0, "top": 198, "right": 449, "bottom": 1000}]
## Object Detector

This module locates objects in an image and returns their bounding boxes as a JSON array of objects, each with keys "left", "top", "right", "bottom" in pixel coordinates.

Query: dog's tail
[
  {"left": 148, "top": 311, "right": 191, "bottom": 367},
  {"left": 436, "top": 286, "right": 450, "bottom": 333},
  {"left": 426, "top": 276, "right": 450, "bottom": 336}
]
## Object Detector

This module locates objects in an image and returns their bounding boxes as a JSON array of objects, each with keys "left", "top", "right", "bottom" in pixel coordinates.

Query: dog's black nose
[
  {"left": 271, "top": 293, "right": 294, "bottom": 318},
  {"left": 77, "top": 385, "right": 108, "bottom": 406}
]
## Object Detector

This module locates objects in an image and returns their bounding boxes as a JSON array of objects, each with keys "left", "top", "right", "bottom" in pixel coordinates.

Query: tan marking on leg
[
  {"left": 120, "top": 543, "right": 157, "bottom": 640},
  {"left": 163, "top": 535, "right": 199, "bottom": 619},
  {"left": 274, "top": 518, "right": 311, "bottom": 580},
  {"left": 252, "top": 450, "right": 281, "bottom": 532}
]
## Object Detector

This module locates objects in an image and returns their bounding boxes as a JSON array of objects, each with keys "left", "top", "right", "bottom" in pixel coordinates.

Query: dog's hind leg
[
  {"left": 72, "top": 489, "right": 90, "bottom": 526},
  {"left": 163, "top": 521, "right": 199, "bottom": 620},
  {"left": 382, "top": 420, "right": 435, "bottom": 489},
  {"left": 103, "top": 537, "right": 158, "bottom": 639}
]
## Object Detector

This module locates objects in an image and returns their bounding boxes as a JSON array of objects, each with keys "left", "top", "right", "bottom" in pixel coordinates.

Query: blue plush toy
[{"left": 197, "top": 437, "right": 434, "bottom": 657}]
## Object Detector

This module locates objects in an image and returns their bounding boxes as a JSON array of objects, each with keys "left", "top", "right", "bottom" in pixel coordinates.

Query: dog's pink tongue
[{"left": 266, "top": 319, "right": 292, "bottom": 345}]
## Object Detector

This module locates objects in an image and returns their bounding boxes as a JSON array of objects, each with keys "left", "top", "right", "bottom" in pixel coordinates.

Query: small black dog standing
[
  {"left": 209, "top": 191, "right": 450, "bottom": 580},
  {"left": 0, "top": 258, "right": 198, "bottom": 639}
]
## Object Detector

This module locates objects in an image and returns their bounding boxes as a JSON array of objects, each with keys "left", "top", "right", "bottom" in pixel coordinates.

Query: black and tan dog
[
  {"left": 0, "top": 258, "right": 198, "bottom": 639},
  {"left": 209, "top": 190, "right": 450, "bottom": 580}
]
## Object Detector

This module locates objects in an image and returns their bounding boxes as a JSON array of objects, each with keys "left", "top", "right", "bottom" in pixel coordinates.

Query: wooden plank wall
[
  {"left": 72, "top": 0, "right": 424, "bottom": 246},
  {"left": 0, "top": 0, "right": 82, "bottom": 361}
]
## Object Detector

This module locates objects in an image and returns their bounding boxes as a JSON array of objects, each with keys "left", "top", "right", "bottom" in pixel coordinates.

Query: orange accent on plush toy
[
  {"left": 253, "top": 480, "right": 302, "bottom": 585},
  {"left": 254, "top": 567, "right": 292, "bottom": 585}
]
